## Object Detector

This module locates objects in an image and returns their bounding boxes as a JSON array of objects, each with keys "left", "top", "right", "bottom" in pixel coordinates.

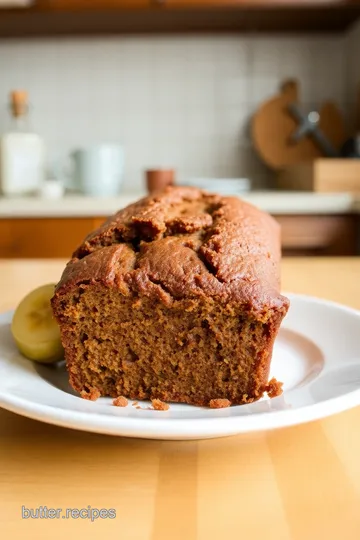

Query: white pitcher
[{"left": 70, "top": 145, "right": 124, "bottom": 196}]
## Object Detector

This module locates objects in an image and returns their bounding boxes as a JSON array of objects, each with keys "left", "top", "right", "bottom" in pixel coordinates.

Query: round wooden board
[{"left": 252, "top": 79, "right": 346, "bottom": 170}]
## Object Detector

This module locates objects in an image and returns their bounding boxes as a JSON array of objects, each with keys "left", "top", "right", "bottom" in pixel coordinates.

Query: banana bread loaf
[{"left": 51, "top": 187, "right": 289, "bottom": 407}]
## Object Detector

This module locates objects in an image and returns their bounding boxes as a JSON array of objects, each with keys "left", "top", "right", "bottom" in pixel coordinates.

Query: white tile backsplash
[
  {"left": 0, "top": 33, "right": 351, "bottom": 190},
  {"left": 250, "top": 38, "right": 282, "bottom": 77},
  {"left": 215, "top": 74, "right": 249, "bottom": 107}
]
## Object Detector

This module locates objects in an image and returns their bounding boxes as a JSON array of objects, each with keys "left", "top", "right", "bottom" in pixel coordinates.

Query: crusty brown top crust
[{"left": 54, "top": 187, "right": 289, "bottom": 317}]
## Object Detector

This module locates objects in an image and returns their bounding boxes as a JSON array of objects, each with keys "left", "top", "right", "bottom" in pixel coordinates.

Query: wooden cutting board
[{"left": 252, "top": 79, "right": 346, "bottom": 170}]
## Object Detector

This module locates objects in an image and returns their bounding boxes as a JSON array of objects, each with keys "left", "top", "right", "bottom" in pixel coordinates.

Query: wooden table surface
[{"left": 1, "top": 258, "right": 360, "bottom": 540}]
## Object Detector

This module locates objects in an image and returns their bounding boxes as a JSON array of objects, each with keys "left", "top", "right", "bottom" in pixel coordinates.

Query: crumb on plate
[
  {"left": 80, "top": 388, "right": 101, "bottom": 401},
  {"left": 151, "top": 398, "right": 170, "bottom": 411},
  {"left": 113, "top": 396, "right": 128, "bottom": 407},
  {"left": 265, "top": 377, "right": 283, "bottom": 398},
  {"left": 209, "top": 398, "right": 231, "bottom": 409}
]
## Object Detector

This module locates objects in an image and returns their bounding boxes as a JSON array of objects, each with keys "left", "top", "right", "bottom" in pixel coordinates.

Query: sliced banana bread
[{"left": 51, "top": 187, "right": 289, "bottom": 407}]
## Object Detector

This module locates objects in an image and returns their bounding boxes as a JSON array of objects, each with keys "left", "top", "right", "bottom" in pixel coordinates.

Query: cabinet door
[
  {"left": 275, "top": 215, "right": 358, "bottom": 256},
  {"left": 93, "top": 217, "right": 108, "bottom": 230},
  {"left": 0, "top": 218, "right": 96, "bottom": 259}
]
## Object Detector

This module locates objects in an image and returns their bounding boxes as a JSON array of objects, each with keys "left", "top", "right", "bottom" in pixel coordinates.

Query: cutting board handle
[{"left": 281, "top": 79, "right": 298, "bottom": 99}]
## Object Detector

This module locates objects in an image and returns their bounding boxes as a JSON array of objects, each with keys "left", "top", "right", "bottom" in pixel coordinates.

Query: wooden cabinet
[
  {"left": 163, "top": 0, "right": 346, "bottom": 5},
  {"left": 0, "top": 0, "right": 359, "bottom": 36},
  {"left": 0, "top": 218, "right": 99, "bottom": 259},
  {"left": 37, "top": 0, "right": 151, "bottom": 9},
  {"left": 277, "top": 215, "right": 358, "bottom": 256},
  {"left": 35, "top": 0, "right": 357, "bottom": 7},
  {"left": 0, "top": 215, "right": 357, "bottom": 258}
]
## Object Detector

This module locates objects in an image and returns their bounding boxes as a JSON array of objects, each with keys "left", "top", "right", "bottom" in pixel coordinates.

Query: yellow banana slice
[{"left": 11, "top": 283, "right": 63, "bottom": 363}]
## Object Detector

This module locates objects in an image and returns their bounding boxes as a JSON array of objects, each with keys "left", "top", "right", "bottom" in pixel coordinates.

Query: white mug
[{"left": 71, "top": 145, "right": 124, "bottom": 196}]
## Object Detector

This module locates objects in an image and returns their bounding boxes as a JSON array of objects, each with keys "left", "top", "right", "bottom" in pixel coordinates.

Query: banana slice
[{"left": 11, "top": 283, "right": 64, "bottom": 363}]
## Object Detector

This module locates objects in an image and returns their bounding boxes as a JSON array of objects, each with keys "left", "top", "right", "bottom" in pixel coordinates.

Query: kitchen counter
[
  {"left": 0, "top": 192, "right": 358, "bottom": 258},
  {"left": 0, "top": 191, "right": 359, "bottom": 218},
  {"left": 1, "top": 258, "right": 360, "bottom": 539}
]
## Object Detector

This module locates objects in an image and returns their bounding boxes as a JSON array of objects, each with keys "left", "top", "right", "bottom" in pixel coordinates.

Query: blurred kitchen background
[{"left": 1, "top": 1, "right": 360, "bottom": 258}]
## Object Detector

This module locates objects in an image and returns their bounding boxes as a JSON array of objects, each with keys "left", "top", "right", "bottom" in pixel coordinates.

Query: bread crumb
[
  {"left": 80, "top": 388, "right": 101, "bottom": 401},
  {"left": 209, "top": 398, "right": 231, "bottom": 409},
  {"left": 151, "top": 398, "right": 170, "bottom": 411},
  {"left": 265, "top": 377, "right": 283, "bottom": 398},
  {"left": 132, "top": 401, "right": 139, "bottom": 407},
  {"left": 113, "top": 396, "right": 128, "bottom": 407}
]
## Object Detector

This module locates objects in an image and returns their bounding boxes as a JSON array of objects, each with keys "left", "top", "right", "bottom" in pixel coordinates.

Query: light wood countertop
[{"left": 1, "top": 258, "right": 360, "bottom": 540}]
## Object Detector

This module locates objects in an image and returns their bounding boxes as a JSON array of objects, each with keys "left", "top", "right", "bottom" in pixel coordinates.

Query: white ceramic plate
[{"left": 1, "top": 293, "right": 360, "bottom": 440}]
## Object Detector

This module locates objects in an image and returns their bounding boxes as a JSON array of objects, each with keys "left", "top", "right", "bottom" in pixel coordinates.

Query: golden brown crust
[
  {"left": 54, "top": 244, "right": 136, "bottom": 299},
  {"left": 55, "top": 186, "right": 289, "bottom": 317}
]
